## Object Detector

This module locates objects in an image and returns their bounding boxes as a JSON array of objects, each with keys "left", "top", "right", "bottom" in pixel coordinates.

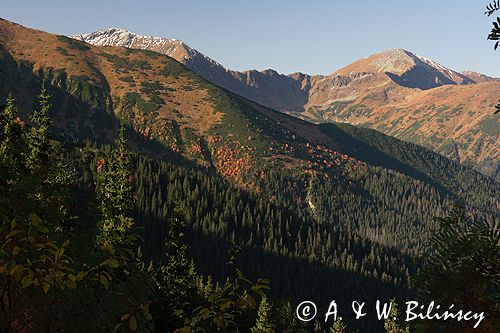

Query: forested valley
[{"left": 1, "top": 88, "right": 498, "bottom": 332}]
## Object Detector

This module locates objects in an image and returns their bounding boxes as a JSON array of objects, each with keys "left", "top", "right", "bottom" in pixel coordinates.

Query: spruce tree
[
  {"left": 251, "top": 295, "right": 275, "bottom": 333},
  {"left": 330, "top": 318, "right": 347, "bottom": 333},
  {"left": 163, "top": 206, "right": 196, "bottom": 300},
  {"left": 151, "top": 206, "right": 197, "bottom": 330},
  {"left": 0, "top": 94, "right": 22, "bottom": 195},
  {"left": 384, "top": 301, "right": 410, "bottom": 333},
  {"left": 27, "top": 85, "right": 52, "bottom": 169},
  {"left": 97, "top": 117, "right": 134, "bottom": 249},
  {"left": 0, "top": 94, "right": 20, "bottom": 150},
  {"left": 276, "top": 301, "right": 305, "bottom": 333}
]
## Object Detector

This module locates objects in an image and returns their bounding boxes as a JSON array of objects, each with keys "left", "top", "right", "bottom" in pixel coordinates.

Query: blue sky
[{"left": 3, "top": 0, "right": 499, "bottom": 76}]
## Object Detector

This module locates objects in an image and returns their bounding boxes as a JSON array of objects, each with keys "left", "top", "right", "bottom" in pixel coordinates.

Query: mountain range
[
  {"left": 74, "top": 28, "right": 500, "bottom": 181},
  {"left": 0, "top": 16, "right": 497, "bottom": 221}
]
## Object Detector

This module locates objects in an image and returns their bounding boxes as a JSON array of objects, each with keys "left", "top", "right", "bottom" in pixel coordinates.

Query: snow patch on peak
[
  {"left": 72, "top": 28, "right": 180, "bottom": 49},
  {"left": 412, "top": 53, "right": 474, "bottom": 84},
  {"left": 71, "top": 28, "right": 227, "bottom": 69},
  {"left": 414, "top": 53, "right": 452, "bottom": 74}
]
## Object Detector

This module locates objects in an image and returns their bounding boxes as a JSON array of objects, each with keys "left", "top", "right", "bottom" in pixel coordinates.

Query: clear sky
[{"left": 2, "top": 0, "right": 499, "bottom": 77}]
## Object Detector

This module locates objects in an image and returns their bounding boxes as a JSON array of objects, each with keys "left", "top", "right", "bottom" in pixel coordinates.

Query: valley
[{"left": 0, "top": 17, "right": 498, "bottom": 332}]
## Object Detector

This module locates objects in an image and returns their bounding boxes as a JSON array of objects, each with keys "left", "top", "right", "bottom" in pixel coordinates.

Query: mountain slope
[
  {"left": 324, "top": 49, "right": 472, "bottom": 90},
  {"left": 73, "top": 28, "right": 315, "bottom": 112},
  {"left": 298, "top": 50, "right": 500, "bottom": 179},
  {"left": 74, "top": 29, "right": 499, "bottom": 180},
  {"left": 303, "top": 50, "right": 500, "bottom": 180}
]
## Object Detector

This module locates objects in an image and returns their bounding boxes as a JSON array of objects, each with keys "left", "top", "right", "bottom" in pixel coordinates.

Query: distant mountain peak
[
  {"left": 364, "top": 49, "right": 418, "bottom": 74},
  {"left": 377, "top": 48, "right": 411, "bottom": 56},
  {"left": 73, "top": 28, "right": 179, "bottom": 45},
  {"left": 460, "top": 70, "right": 500, "bottom": 83},
  {"left": 72, "top": 28, "right": 206, "bottom": 62},
  {"left": 338, "top": 48, "right": 474, "bottom": 89}
]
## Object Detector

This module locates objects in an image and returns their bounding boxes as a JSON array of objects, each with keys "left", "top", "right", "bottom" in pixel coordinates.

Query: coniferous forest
[{"left": 1, "top": 86, "right": 498, "bottom": 332}]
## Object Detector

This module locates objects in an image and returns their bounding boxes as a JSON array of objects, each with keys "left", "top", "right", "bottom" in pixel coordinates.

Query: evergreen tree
[
  {"left": 181, "top": 247, "right": 270, "bottom": 332},
  {"left": 0, "top": 94, "right": 23, "bottom": 198},
  {"left": 384, "top": 301, "right": 410, "bottom": 333},
  {"left": 151, "top": 206, "right": 197, "bottom": 331},
  {"left": 163, "top": 206, "right": 197, "bottom": 305},
  {"left": 97, "top": 117, "right": 134, "bottom": 249},
  {"left": 27, "top": 85, "right": 52, "bottom": 169},
  {"left": 92, "top": 118, "right": 154, "bottom": 332},
  {"left": 251, "top": 295, "right": 274, "bottom": 333},
  {"left": 0, "top": 94, "right": 20, "bottom": 151},
  {"left": 276, "top": 301, "right": 306, "bottom": 333},
  {"left": 330, "top": 318, "right": 347, "bottom": 333}
]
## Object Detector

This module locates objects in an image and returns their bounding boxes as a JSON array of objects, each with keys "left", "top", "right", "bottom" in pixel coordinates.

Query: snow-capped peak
[
  {"left": 72, "top": 28, "right": 201, "bottom": 58},
  {"left": 71, "top": 28, "right": 227, "bottom": 68},
  {"left": 73, "top": 28, "right": 178, "bottom": 45}
]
